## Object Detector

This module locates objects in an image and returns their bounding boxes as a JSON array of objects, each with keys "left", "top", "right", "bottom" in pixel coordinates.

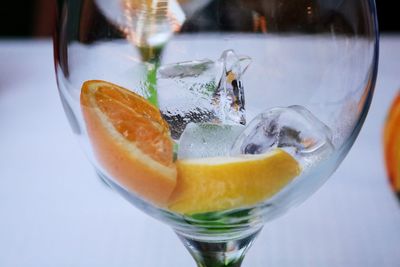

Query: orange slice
[
  {"left": 384, "top": 93, "right": 400, "bottom": 192},
  {"left": 80, "top": 80, "right": 176, "bottom": 205}
]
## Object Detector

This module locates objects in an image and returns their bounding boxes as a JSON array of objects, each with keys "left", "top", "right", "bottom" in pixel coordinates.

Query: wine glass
[{"left": 54, "top": 0, "right": 379, "bottom": 266}]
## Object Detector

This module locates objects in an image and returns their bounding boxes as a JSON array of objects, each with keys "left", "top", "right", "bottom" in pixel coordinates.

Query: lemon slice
[{"left": 168, "top": 149, "right": 301, "bottom": 214}]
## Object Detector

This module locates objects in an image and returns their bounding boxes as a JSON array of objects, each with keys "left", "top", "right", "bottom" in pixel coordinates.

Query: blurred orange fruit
[
  {"left": 384, "top": 92, "right": 400, "bottom": 194},
  {"left": 80, "top": 80, "right": 176, "bottom": 205}
]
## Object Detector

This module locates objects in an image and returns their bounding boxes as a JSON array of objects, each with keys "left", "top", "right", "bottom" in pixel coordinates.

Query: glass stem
[{"left": 176, "top": 230, "right": 260, "bottom": 267}]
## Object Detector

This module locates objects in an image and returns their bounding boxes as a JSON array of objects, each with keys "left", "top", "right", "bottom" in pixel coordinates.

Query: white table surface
[{"left": 0, "top": 36, "right": 400, "bottom": 267}]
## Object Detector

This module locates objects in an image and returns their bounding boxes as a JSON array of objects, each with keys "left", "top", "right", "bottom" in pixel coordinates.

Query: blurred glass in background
[{"left": 0, "top": 0, "right": 398, "bottom": 37}]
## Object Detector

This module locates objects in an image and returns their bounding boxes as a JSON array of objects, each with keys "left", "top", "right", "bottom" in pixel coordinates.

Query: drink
[{"left": 78, "top": 58, "right": 335, "bottom": 228}]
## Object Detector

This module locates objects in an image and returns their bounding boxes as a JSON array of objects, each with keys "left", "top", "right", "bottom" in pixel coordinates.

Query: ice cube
[
  {"left": 157, "top": 49, "right": 251, "bottom": 140},
  {"left": 158, "top": 59, "right": 217, "bottom": 79},
  {"left": 213, "top": 50, "right": 250, "bottom": 126},
  {"left": 231, "top": 106, "right": 334, "bottom": 166},
  {"left": 178, "top": 123, "right": 245, "bottom": 160}
]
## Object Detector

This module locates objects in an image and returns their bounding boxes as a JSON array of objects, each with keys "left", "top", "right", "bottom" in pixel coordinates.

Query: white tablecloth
[{"left": 0, "top": 37, "right": 399, "bottom": 267}]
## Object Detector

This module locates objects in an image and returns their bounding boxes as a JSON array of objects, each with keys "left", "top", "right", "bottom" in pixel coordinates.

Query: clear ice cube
[
  {"left": 157, "top": 49, "right": 251, "bottom": 140},
  {"left": 231, "top": 106, "right": 334, "bottom": 166},
  {"left": 178, "top": 123, "right": 245, "bottom": 160}
]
